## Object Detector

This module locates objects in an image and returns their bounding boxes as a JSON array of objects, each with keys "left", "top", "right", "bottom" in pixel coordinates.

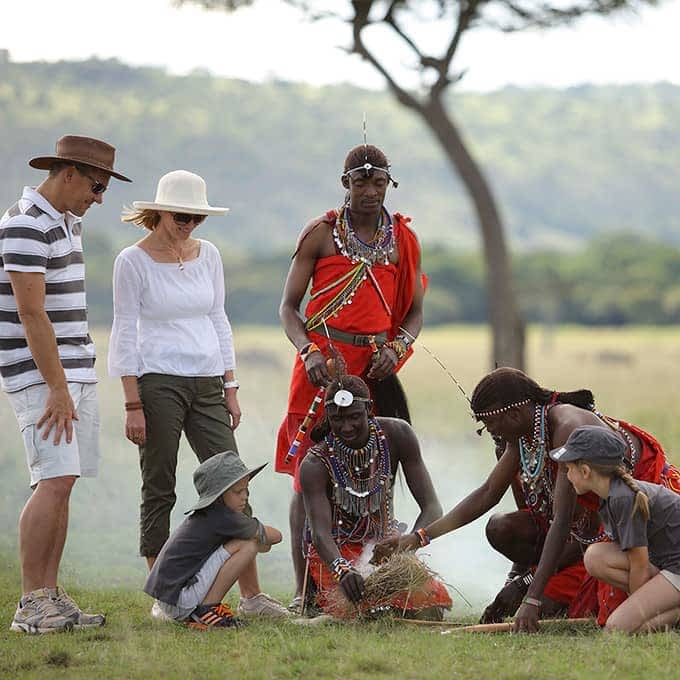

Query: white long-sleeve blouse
[{"left": 108, "top": 240, "right": 235, "bottom": 378}]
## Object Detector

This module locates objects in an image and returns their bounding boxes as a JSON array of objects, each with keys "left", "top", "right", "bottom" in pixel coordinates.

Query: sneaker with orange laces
[{"left": 185, "top": 603, "right": 246, "bottom": 630}]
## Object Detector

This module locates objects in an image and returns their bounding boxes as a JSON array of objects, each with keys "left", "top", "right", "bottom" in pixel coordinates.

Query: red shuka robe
[{"left": 275, "top": 212, "right": 422, "bottom": 486}]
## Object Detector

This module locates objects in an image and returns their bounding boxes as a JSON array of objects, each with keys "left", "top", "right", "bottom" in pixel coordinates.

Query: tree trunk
[{"left": 421, "top": 96, "right": 525, "bottom": 369}]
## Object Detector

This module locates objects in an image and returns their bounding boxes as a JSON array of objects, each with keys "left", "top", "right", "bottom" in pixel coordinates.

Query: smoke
[{"left": 0, "top": 338, "right": 512, "bottom": 613}]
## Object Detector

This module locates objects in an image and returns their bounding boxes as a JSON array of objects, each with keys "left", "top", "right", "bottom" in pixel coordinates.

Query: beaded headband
[
  {"left": 325, "top": 389, "right": 371, "bottom": 408},
  {"left": 473, "top": 398, "right": 531, "bottom": 418},
  {"left": 342, "top": 163, "right": 399, "bottom": 188},
  {"left": 342, "top": 115, "right": 399, "bottom": 187}
]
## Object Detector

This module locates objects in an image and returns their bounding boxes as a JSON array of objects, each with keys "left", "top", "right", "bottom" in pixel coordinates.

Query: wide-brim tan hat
[
  {"left": 133, "top": 169, "right": 228, "bottom": 215},
  {"left": 29, "top": 134, "right": 131, "bottom": 182},
  {"left": 185, "top": 451, "right": 267, "bottom": 514}
]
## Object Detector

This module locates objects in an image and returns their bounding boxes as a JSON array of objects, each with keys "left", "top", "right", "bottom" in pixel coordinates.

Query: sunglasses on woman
[{"left": 172, "top": 213, "right": 206, "bottom": 226}]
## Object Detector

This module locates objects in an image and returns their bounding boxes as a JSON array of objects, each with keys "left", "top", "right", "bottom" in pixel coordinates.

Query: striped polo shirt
[{"left": 0, "top": 187, "right": 96, "bottom": 393}]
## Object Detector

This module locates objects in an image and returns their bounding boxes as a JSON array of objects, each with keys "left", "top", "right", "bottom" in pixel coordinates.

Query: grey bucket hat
[
  {"left": 185, "top": 451, "right": 267, "bottom": 514},
  {"left": 549, "top": 425, "right": 626, "bottom": 466}
]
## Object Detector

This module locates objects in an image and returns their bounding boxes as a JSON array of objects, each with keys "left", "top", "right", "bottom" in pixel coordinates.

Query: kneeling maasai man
[
  {"left": 375, "top": 368, "right": 680, "bottom": 632},
  {"left": 299, "top": 374, "right": 451, "bottom": 617}
]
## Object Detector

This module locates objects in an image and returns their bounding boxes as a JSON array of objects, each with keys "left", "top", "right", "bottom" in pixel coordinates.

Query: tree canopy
[{"left": 2, "top": 57, "right": 678, "bottom": 252}]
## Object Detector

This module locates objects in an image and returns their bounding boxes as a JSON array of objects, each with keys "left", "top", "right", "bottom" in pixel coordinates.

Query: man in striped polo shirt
[{"left": 0, "top": 135, "right": 131, "bottom": 634}]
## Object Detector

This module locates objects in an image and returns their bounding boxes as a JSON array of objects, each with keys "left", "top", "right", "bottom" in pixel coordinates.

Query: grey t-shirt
[
  {"left": 144, "top": 502, "right": 265, "bottom": 606},
  {"left": 600, "top": 477, "right": 680, "bottom": 575}
]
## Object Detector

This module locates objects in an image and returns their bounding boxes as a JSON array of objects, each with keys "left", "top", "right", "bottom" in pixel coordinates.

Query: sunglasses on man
[
  {"left": 172, "top": 213, "right": 206, "bottom": 226},
  {"left": 76, "top": 166, "right": 108, "bottom": 195}
]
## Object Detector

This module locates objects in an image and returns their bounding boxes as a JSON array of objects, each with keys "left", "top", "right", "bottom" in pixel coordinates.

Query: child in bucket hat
[{"left": 143, "top": 451, "right": 288, "bottom": 629}]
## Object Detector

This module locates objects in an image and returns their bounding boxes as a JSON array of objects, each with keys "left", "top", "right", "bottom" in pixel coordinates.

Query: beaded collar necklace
[
  {"left": 519, "top": 403, "right": 610, "bottom": 545},
  {"left": 323, "top": 418, "right": 391, "bottom": 517},
  {"left": 518, "top": 403, "right": 547, "bottom": 483},
  {"left": 333, "top": 206, "right": 394, "bottom": 266}
]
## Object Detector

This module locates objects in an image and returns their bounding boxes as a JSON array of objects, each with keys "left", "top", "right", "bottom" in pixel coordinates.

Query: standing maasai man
[
  {"left": 375, "top": 368, "right": 680, "bottom": 632},
  {"left": 300, "top": 374, "right": 451, "bottom": 617},
  {"left": 277, "top": 145, "right": 425, "bottom": 610}
]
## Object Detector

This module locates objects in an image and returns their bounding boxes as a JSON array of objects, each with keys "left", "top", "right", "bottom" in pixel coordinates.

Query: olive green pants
[{"left": 137, "top": 373, "right": 238, "bottom": 557}]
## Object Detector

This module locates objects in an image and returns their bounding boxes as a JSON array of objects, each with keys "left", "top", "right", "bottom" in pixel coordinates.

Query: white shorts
[
  {"left": 157, "top": 546, "right": 232, "bottom": 621},
  {"left": 661, "top": 569, "right": 680, "bottom": 591},
  {"left": 6, "top": 382, "right": 100, "bottom": 488}
]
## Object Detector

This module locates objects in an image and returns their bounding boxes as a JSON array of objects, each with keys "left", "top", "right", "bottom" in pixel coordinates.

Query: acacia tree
[{"left": 179, "top": 0, "right": 656, "bottom": 369}]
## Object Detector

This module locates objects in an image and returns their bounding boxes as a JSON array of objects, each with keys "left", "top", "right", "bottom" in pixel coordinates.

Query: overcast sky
[{"left": 3, "top": 0, "right": 679, "bottom": 90}]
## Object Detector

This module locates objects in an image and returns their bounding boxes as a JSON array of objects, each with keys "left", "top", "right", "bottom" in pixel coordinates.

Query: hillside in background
[{"left": 1, "top": 53, "right": 679, "bottom": 252}]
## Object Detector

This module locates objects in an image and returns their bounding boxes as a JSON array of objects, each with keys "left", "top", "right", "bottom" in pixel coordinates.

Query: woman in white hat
[{"left": 108, "top": 170, "right": 242, "bottom": 569}]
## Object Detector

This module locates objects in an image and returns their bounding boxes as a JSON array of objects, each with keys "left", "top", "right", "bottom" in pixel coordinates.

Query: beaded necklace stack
[
  {"left": 305, "top": 207, "right": 395, "bottom": 333},
  {"left": 311, "top": 417, "right": 393, "bottom": 544},
  {"left": 333, "top": 206, "right": 395, "bottom": 266},
  {"left": 518, "top": 404, "right": 553, "bottom": 519},
  {"left": 519, "top": 403, "right": 638, "bottom": 544}
]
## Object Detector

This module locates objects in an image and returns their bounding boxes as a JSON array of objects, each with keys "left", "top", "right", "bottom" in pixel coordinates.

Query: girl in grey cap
[{"left": 553, "top": 426, "right": 680, "bottom": 633}]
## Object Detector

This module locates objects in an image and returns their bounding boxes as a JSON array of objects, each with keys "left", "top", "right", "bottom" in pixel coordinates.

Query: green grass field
[{"left": 2, "top": 324, "right": 680, "bottom": 678}]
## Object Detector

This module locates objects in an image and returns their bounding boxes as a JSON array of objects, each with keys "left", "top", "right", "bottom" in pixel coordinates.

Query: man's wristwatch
[{"left": 223, "top": 380, "right": 240, "bottom": 391}]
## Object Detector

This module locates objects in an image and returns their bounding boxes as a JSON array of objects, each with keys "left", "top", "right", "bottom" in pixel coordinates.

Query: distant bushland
[
  {"left": 82, "top": 230, "right": 680, "bottom": 327},
  {"left": 1, "top": 56, "right": 679, "bottom": 253},
  {"left": 3, "top": 55, "right": 678, "bottom": 327}
]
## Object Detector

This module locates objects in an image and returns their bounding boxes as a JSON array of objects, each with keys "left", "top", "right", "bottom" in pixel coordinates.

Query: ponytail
[
  {"left": 617, "top": 468, "right": 651, "bottom": 521},
  {"left": 552, "top": 389, "right": 595, "bottom": 410},
  {"left": 589, "top": 463, "right": 651, "bottom": 521}
]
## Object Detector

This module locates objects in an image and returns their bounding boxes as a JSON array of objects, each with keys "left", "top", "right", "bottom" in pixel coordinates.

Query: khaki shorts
[
  {"left": 7, "top": 382, "right": 100, "bottom": 487},
  {"left": 156, "top": 545, "right": 232, "bottom": 620}
]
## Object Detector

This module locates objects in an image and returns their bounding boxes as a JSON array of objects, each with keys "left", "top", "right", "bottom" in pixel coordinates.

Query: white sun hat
[{"left": 132, "top": 170, "right": 229, "bottom": 215}]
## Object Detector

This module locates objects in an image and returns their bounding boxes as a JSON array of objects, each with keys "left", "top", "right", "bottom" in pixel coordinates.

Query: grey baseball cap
[
  {"left": 185, "top": 451, "right": 267, "bottom": 514},
  {"left": 549, "top": 425, "right": 626, "bottom": 466}
]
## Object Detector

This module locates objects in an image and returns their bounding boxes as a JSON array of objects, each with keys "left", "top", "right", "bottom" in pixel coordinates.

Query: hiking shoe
[
  {"left": 238, "top": 593, "right": 291, "bottom": 618},
  {"left": 185, "top": 603, "right": 246, "bottom": 630},
  {"left": 288, "top": 595, "right": 303, "bottom": 615},
  {"left": 151, "top": 600, "right": 173, "bottom": 622},
  {"left": 50, "top": 587, "right": 106, "bottom": 629},
  {"left": 10, "top": 589, "right": 74, "bottom": 634}
]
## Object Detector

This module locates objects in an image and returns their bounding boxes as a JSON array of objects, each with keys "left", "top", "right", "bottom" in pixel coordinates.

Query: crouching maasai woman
[
  {"left": 375, "top": 367, "right": 680, "bottom": 632},
  {"left": 552, "top": 426, "right": 680, "bottom": 633},
  {"left": 299, "top": 375, "right": 451, "bottom": 618}
]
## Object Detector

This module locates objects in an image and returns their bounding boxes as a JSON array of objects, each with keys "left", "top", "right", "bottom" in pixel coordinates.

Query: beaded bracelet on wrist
[
  {"left": 415, "top": 527, "right": 431, "bottom": 547},
  {"left": 384, "top": 339, "right": 408, "bottom": 361},
  {"left": 395, "top": 333, "right": 413, "bottom": 349},
  {"left": 299, "top": 342, "right": 321, "bottom": 361},
  {"left": 330, "top": 556, "right": 353, "bottom": 582},
  {"left": 522, "top": 596, "right": 542, "bottom": 609}
]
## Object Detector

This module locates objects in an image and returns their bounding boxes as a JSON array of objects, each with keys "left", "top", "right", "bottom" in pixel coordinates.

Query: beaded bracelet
[
  {"left": 522, "top": 596, "right": 542, "bottom": 609},
  {"left": 124, "top": 401, "right": 143, "bottom": 412},
  {"left": 395, "top": 332, "right": 413, "bottom": 349},
  {"left": 299, "top": 342, "right": 321, "bottom": 361},
  {"left": 330, "top": 556, "right": 353, "bottom": 582},
  {"left": 384, "top": 339, "right": 408, "bottom": 361},
  {"left": 415, "top": 528, "right": 431, "bottom": 548}
]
